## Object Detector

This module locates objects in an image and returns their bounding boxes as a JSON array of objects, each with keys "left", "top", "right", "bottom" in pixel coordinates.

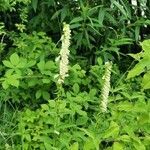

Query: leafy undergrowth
[{"left": 0, "top": 0, "right": 150, "bottom": 150}]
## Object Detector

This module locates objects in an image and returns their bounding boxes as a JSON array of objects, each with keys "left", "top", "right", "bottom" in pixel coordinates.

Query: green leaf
[
  {"left": 3, "top": 60, "right": 14, "bottom": 68},
  {"left": 83, "top": 138, "right": 95, "bottom": 150},
  {"left": 37, "top": 60, "right": 45, "bottom": 71},
  {"left": 127, "top": 58, "right": 149, "bottom": 79},
  {"left": 98, "top": 8, "right": 105, "bottom": 26},
  {"left": 73, "top": 83, "right": 79, "bottom": 94},
  {"left": 142, "top": 72, "right": 150, "bottom": 89},
  {"left": 36, "top": 90, "right": 42, "bottom": 99},
  {"left": 10, "top": 53, "right": 20, "bottom": 66},
  {"left": 70, "top": 142, "right": 79, "bottom": 150},
  {"left": 9, "top": 77, "right": 19, "bottom": 87},
  {"left": 141, "top": 39, "right": 150, "bottom": 55},
  {"left": 103, "top": 121, "right": 119, "bottom": 138},
  {"left": 97, "top": 57, "right": 102, "bottom": 65},
  {"left": 2, "top": 80, "right": 9, "bottom": 89},
  {"left": 42, "top": 79, "right": 51, "bottom": 84},
  {"left": 113, "top": 142, "right": 124, "bottom": 150},
  {"left": 135, "top": 26, "right": 140, "bottom": 42},
  {"left": 76, "top": 116, "right": 88, "bottom": 125},
  {"left": 32, "top": 0, "right": 38, "bottom": 12},
  {"left": 117, "top": 102, "right": 133, "bottom": 111},
  {"left": 42, "top": 91, "right": 50, "bottom": 100},
  {"left": 113, "top": 1, "right": 127, "bottom": 18},
  {"left": 70, "top": 24, "right": 81, "bottom": 29},
  {"left": 132, "top": 136, "right": 146, "bottom": 150},
  {"left": 119, "top": 135, "right": 131, "bottom": 143},
  {"left": 26, "top": 60, "right": 36, "bottom": 68},
  {"left": 70, "top": 17, "right": 83, "bottom": 24}
]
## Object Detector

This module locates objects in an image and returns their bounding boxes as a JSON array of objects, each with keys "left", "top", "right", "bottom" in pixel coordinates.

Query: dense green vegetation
[{"left": 0, "top": 0, "right": 150, "bottom": 149}]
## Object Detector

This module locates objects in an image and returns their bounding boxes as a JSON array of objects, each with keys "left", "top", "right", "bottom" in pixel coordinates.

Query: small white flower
[{"left": 101, "top": 61, "right": 112, "bottom": 113}]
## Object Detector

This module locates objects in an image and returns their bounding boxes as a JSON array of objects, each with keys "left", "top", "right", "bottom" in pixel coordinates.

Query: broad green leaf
[
  {"left": 17, "top": 61, "right": 26, "bottom": 68},
  {"left": 45, "top": 61, "right": 55, "bottom": 70},
  {"left": 127, "top": 58, "right": 149, "bottom": 79},
  {"left": 128, "top": 52, "right": 143, "bottom": 61},
  {"left": 32, "top": 0, "right": 38, "bottom": 12},
  {"left": 10, "top": 53, "right": 20, "bottom": 66},
  {"left": 41, "top": 104, "right": 49, "bottom": 111},
  {"left": 70, "top": 142, "right": 79, "bottom": 150},
  {"left": 42, "top": 91, "right": 50, "bottom": 100},
  {"left": 142, "top": 71, "right": 150, "bottom": 89},
  {"left": 5, "top": 69, "right": 14, "bottom": 76},
  {"left": 103, "top": 121, "right": 119, "bottom": 138},
  {"left": 113, "top": 142, "right": 124, "bottom": 150},
  {"left": 9, "top": 79, "right": 19, "bottom": 87},
  {"left": 3, "top": 60, "right": 14, "bottom": 68},
  {"left": 2, "top": 80, "right": 9, "bottom": 89},
  {"left": 141, "top": 39, "right": 150, "bottom": 55}
]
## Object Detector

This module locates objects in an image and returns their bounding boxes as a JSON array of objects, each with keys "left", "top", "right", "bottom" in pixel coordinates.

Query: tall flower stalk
[
  {"left": 101, "top": 61, "right": 112, "bottom": 113},
  {"left": 57, "top": 23, "right": 71, "bottom": 84}
]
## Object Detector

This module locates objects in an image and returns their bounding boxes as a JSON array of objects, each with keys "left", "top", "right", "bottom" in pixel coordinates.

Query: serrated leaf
[{"left": 10, "top": 53, "right": 20, "bottom": 66}]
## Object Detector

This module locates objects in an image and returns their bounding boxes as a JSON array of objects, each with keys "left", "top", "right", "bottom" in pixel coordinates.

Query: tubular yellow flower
[
  {"left": 58, "top": 23, "right": 71, "bottom": 84},
  {"left": 101, "top": 61, "right": 112, "bottom": 113}
]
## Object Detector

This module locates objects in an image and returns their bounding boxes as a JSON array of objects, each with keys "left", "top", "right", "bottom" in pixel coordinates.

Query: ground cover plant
[{"left": 0, "top": 0, "right": 150, "bottom": 150}]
